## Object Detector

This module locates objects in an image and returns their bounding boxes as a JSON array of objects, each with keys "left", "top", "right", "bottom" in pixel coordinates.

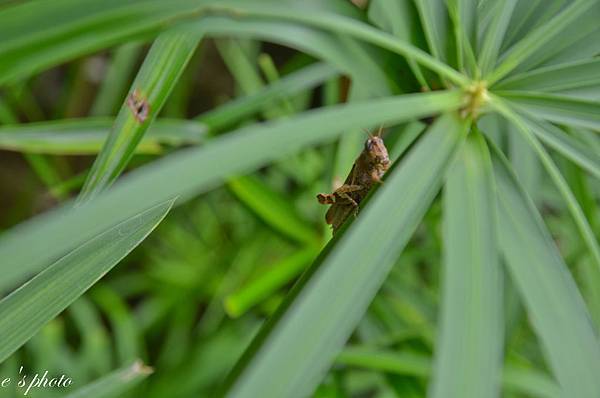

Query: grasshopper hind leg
[{"left": 317, "top": 193, "right": 335, "bottom": 205}]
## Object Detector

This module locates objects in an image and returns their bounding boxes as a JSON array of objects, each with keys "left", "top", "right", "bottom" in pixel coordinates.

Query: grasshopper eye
[{"left": 364, "top": 139, "right": 373, "bottom": 151}]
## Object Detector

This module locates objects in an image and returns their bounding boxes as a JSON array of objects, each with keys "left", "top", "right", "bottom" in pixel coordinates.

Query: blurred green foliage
[{"left": 0, "top": 1, "right": 599, "bottom": 398}]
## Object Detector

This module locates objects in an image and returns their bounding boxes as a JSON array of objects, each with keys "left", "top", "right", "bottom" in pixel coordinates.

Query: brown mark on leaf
[{"left": 127, "top": 89, "right": 150, "bottom": 123}]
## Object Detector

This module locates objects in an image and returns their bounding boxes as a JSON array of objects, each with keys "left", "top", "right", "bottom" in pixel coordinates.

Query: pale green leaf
[
  {"left": 65, "top": 360, "right": 153, "bottom": 398},
  {"left": 222, "top": 113, "right": 468, "bottom": 398},
  {"left": 227, "top": 175, "right": 317, "bottom": 245},
  {"left": 430, "top": 131, "right": 503, "bottom": 398},
  {"left": 0, "top": 118, "right": 206, "bottom": 155},
  {"left": 488, "top": 0, "right": 597, "bottom": 84},
  {"left": 498, "top": 91, "right": 600, "bottom": 131},
  {"left": 0, "top": 90, "right": 464, "bottom": 293},
  {"left": 197, "top": 62, "right": 338, "bottom": 131},
  {"left": 0, "top": 200, "right": 173, "bottom": 362},
  {"left": 79, "top": 31, "right": 201, "bottom": 200},
  {"left": 494, "top": 59, "right": 600, "bottom": 93},
  {"left": 477, "top": 0, "right": 517, "bottom": 75},
  {"left": 491, "top": 144, "right": 600, "bottom": 398}
]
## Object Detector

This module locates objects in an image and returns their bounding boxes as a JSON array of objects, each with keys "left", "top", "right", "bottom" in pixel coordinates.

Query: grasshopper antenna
[
  {"left": 362, "top": 128, "right": 374, "bottom": 138},
  {"left": 375, "top": 125, "right": 384, "bottom": 137}
]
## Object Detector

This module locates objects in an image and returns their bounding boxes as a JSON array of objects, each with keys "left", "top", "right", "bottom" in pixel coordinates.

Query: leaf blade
[
  {"left": 0, "top": 200, "right": 172, "bottom": 362},
  {"left": 79, "top": 30, "right": 201, "bottom": 200},
  {"left": 491, "top": 144, "right": 600, "bottom": 398},
  {"left": 0, "top": 118, "right": 207, "bottom": 155},
  {"left": 488, "top": 0, "right": 597, "bottom": 84},
  {"left": 0, "top": 91, "right": 465, "bottom": 293},
  {"left": 498, "top": 91, "right": 600, "bottom": 131},
  {"left": 222, "top": 113, "right": 469, "bottom": 398},
  {"left": 430, "top": 131, "right": 503, "bottom": 398},
  {"left": 64, "top": 360, "right": 153, "bottom": 398}
]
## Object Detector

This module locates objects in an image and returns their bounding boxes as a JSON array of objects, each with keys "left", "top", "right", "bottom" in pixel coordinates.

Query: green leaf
[
  {"left": 494, "top": 59, "right": 600, "bottom": 92},
  {"left": 0, "top": 200, "right": 172, "bottom": 362},
  {"left": 498, "top": 91, "right": 600, "bottom": 131},
  {"left": 336, "top": 347, "right": 561, "bottom": 398},
  {"left": 197, "top": 62, "right": 338, "bottom": 131},
  {"left": 520, "top": 117, "right": 600, "bottom": 180},
  {"left": 496, "top": 0, "right": 541, "bottom": 50},
  {"left": 539, "top": 26, "right": 600, "bottom": 69},
  {"left": 501, "top": 366, "right": 562, "bottom": 398},
  {"left": 205, "top": 1, "right": 468, "bottom": 87},
  {"left": 477, "top": 0, "right": 517, "bottom": 76},
  {"left": 446, "top": 0, "right": 478, "bottom": 76},
  {"left": 491, "top": 97, "right": 600, "bottom": 285},
  {"left": 413, "top": 0, "right": 450, "bottom": 63},
  {"left": 224, "top": 246, "right": 318, "bottom": 318},
  {"left": 0, "top": 0, "right": 200, "bottom": 85},
  {"left": 430, "top": 131, "right": 503, "bottom": 398},
  {"left": 91, "top": 286, "right": 141, "bottom": 363},
  {"left": 337, "top": 347, "right": 430, "bottom": 377},
  {"left": 490, "top": 143, "right": 600, "bottom": 398},
  {"left": 79, "top": 31, "right": 201, "bottom": 200},
  {"left": 511, "top": 4, "right": 600, "bottom": 74},
  {"left": 199, "top": 17, "right": 389, "bottom": 96},
  {"left": 227, "top": 174, "right": 317, "bottom": 245},
  {"left": 508, "top": 121, "right": 541, "bottom": 196},
  {"left": 487, "top": 0, "right": 598, "bottom": 84},
  {"left": 0, "top": 118, "right": 206, "bottom": 154},
  {"left": 64, "top": 360, "right": 153, "bottom": 398},
  {"left": 69, "top": 297, "right": 112, "bottom": 375},
  {"left": 216, "top": 39, "right": 264, "bottom": 96},
  {"left": 90, "top": 43, "right": 143, "bottom": 117},
  {"left": 0, "top": 90, "right": 464, "bottom": 293},
  {"left": 367, "top": 0, "right": 429, "bottom": 88},
  {"left": 221, "top": 113, "right": 468, "bottom": 398},
  {"left": 0, "top": 0, "right": 468, "bottom": 88},
  {"left": 559, "top": 86, "right": 600, "bottom": 101}
]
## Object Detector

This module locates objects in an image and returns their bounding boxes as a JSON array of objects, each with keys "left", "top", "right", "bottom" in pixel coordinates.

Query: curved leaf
[
  {"left": 79, "top": 31, "right": 201, "bottom": 200},
  {"left": 488, "top": 0, "right": 597, "bottom": 84},
  {"left": 0, "top": 118, "right": 206, "bottom": 154},
  {"left": 491, "top": 145, "right": 600, "bottom": 398},
  {"left": 0, "top": 91, "right": 464, "bottom": 292},
  {"left": 0, "top": 200, "right": 173, "bottom": 362}
]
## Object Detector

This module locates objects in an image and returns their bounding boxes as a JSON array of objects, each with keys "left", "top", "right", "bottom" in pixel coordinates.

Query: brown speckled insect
[
  {"left": 317, "top": 127, "right": 390, "bottom": 234},
  {"left": 127, "top": 89, "right": 150, "bottom": 123}
]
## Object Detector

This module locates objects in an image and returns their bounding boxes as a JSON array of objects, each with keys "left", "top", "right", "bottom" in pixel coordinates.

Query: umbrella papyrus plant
[{"left": 0, "top": 0, "right": 598, "bottom": 397}]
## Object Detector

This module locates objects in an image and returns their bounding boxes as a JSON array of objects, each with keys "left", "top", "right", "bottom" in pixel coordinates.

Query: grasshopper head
[{"left": 364, "top": 136, "right": 390, "bottom": 169}]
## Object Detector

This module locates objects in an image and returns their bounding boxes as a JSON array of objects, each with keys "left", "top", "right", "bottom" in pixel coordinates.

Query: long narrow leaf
[
  {"left": 0, "top": 91, "right": 465, "bottom": 292},
  {"left": 0, "top": 0, "right": 468, "bottom": 89},
  {"left": 413, "top": 0, "right": 450, "bottom": 63},
  {"left": 336, "top": 347, "right": 561, "bottom": 398},
  {"left": 221, "top": 113, "right": 468, "bottom": 398},
  {"left": 492, "top": 96, "right": 600, "bottom": 274},
  {"left": 368, "top": 0, "right": 429, "bottom": 88},
  {"left": 490, "top": 144, "right": 600, "bottom": 398},
  {"left": 197, "top": 62, "right": 338, "bottom": 131},
  {"left": 79, "top": 31, "right": 200, "bottom": 200},
  {"left": 494, "top": 59, "right": 600, "bottom": 92},
  {"left": 90, "top": 43, "right": 143, "bottom": 117},
  {"left": 227, "top": 175, "right": 317, "bottom": 245},
  {"left": 0, "top": 200, "right": 173, "bottom": 362},
  {"left": 488, "top": 0, "right": 597, "bottom": 84},
  {"left": 430, "top": 131, "right": 503, "bottom": 398},
  {"left": 521, "top": 117, "right": 600, "bottom": 180},
  {"left": 0, "top": 118, "right": 206, "bottom": 154},
  {"left": 498, "top": 91, "right": 600, "bottom": 131},
  {"left": 477, "top": 0, "right": 517, "bottom": 76},
  {"left": 65, "top": 360, "right": 153, "bottom": 398}
]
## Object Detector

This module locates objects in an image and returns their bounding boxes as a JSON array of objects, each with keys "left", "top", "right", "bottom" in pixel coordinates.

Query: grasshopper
[{"left": 317, "top": 127, "right": 390, "bottom": 234}]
